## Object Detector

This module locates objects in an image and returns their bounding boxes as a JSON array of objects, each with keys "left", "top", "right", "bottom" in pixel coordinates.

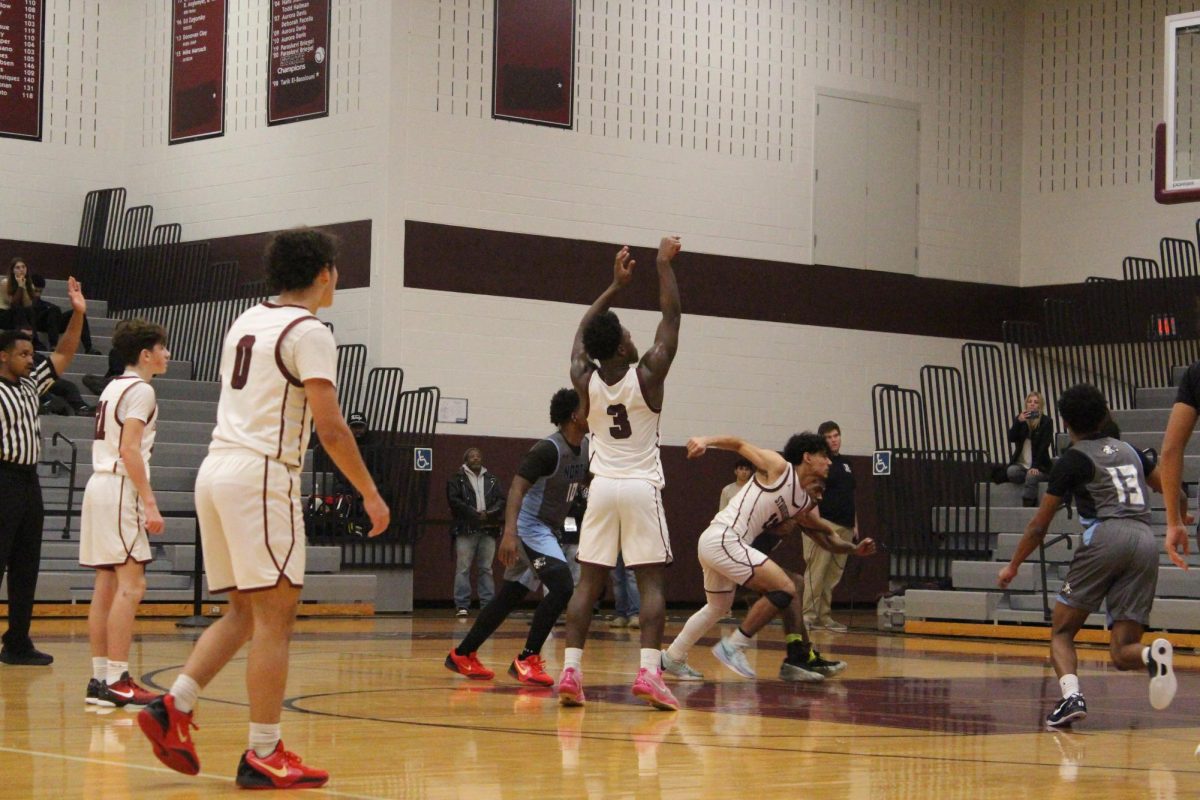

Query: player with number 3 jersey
[{"left": 558, "top": 235, "right": 683, "bottom": 711}]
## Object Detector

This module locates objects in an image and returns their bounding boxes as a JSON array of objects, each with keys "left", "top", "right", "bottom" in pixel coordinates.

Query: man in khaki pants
[{"left": 803, "top": 421, "right": 857, "bottom": 632}]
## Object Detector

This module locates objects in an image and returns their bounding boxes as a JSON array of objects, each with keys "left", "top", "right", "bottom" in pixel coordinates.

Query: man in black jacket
[{"left": 447, "top": 447, "right": 505, "bottom": 616}]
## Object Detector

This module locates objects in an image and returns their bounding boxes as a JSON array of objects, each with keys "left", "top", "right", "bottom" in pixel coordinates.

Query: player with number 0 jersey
[
  {"left": 558, "top": 235, "right": 683, "bottom": 711},
  {"left": 139, "top": 228, "right": 389, "bottom": 790}
]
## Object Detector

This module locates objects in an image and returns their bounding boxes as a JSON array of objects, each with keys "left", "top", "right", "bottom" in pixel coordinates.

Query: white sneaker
[
  {"left": 1148, "top": 638, "right": 1177, "bottom": 710},
  {"left": 712, "top": 637, "right": 756, "bottom": 679},
  {"left": 822, "top": 619, "right": 849, "bottom": 633},
  {"left": 660, "top": 650, "right": 704, "bottom": 681},
  {"left": 779, "top": 660, "right": 824, "bottom": 682}
]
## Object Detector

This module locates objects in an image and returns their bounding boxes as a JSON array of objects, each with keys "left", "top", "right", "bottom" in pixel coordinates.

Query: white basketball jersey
[
  {"left": 711, "top": 465, "right": 816, "bottom": 545},
  {"left": 208, "top": 303, "right": 338, "bottom": 468},
  {"left": 91, "top": 372, "right": 157, "bottom": 475},
  {"left": 586, "top": 368, "right": 664, "bottom": 487}
]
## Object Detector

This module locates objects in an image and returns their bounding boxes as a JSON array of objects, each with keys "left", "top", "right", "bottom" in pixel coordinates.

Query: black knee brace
[
  {"left": 766, "top": 589, "right": 793, "bottom": 610},
  {"left": 536, "top": 560, "right": 575, "bottom": 601}
]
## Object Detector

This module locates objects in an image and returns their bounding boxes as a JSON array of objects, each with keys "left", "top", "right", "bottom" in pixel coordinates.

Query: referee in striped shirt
[{"left": 0, "top": 276, "right": 87, "bottom": 666}]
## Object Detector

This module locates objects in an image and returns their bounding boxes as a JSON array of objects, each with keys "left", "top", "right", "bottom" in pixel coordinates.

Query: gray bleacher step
[
  {"left": 994, "top": 532, "right": 1200, "bottom": 566},
  {"left": 1136, "top": 387, "right": 1179, "bottom": 409},
  {"left": 982, "top": 479, "right": 1198, "bottom": 507},
  {"left": 1005, "top": 593, "right": 1082, "bottom": 612},
  {"left": 42, "top": 516, "right": 195, "bottom": 538},
  {"left": 43, "top": 441, "right": 213, "bottom": 469},
  {"left": 40, "top": 293, "right": 109, "bottom": 318},
  {"left": 41, "top": 464, "right": 199, "bottom": 492},
  {"left": 40, "top": 415, "right": 215, "bottom": 444},
  {"left": 936, "top": 508, "right": 1079, "bottom": 534},
  {"left": 1111, "top": 408, "right": 1175, "bottom": 430},
  {"left": 303, "top": 574, "right": 376, "bottom": 603},
  {"left": 161, "top": 545, "right": 342, "bottom": 574},
  {"left": 69, "top": 588, "right": 202, "bottom": 604},
  {"left": 903, "top": 589, "right": 1000, "bottom": 621},
  {"left": 1149, "top": 598, "right": 1200, "bottom": 630},
  {"left": 1122, "top": 432, "right": 1200, "bottom": 454},
  {"left": 994, "top": 608, "right": 1107, "bottom": 626},
  {"left": 61, "top": 352, "right": 191, "bottom": 379},
  {"left": 42, "top": 488, "right": 196, "bottom": 514},
  {"left": 952, "top": 560, "right": 1064, "bottom": 592},
  {"left": 65, "top": 374, "right": 221, "bottom": 403},
  {"left": 39, "top": 558, "right": 177, "bottom": 574}
]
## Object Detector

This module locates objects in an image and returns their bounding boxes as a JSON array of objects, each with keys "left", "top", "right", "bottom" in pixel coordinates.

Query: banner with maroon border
[
  {"left": 492, "top": 0, "right": 574, "bottom": 128},
  {"left": 169, "top": 0, "right": 227, "bottom": 144},
  {"left": 268, "top": 0, "right": 331, "bottom": 126},
  {"left": 0, "top": 0, "right": 45, "bottom": 141}
]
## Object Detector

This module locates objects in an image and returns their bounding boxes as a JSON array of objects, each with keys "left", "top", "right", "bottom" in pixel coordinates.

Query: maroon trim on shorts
[
  {"left": 228, "top": 575, "right": 304, "bottom": 594},
  {"left": 80, "top": 554, "right": 152, "bottom": 569},
  {"left": 651, "top": 483, "right": 672, "bottom": 564},
  {"left": 273, "top": 315, "right": 320, "bottom": 388},
  {"left": 275, "top": 468, "right": 298, "bottom": 581},
  {"left": 262, "top": 457, "right": 284, "bottom": 573}
]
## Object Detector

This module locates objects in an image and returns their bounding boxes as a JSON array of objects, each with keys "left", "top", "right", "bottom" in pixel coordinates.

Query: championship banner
[
  {"left": 268, "top": 0, "right": 330, "bottom": 126},
  {"left": 493, "top": 0, "right": 574, "bottom": 128},
  {"left": 0, "top": 0, "right": 45, "bottom": 141},
  {"left": 170, "top": 0, "right": 227, "bottom": 144}
]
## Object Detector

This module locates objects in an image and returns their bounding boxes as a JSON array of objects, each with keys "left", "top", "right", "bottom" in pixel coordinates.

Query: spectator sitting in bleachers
[
  {"left": 30, "top": 273, "right": 98, "bottom": 354},
  {"left": 1, "top": 257, "right": 43, "bottom": 347},
  {"left": 1007, "top": 390, "right": 1054, "bottom": 507}
]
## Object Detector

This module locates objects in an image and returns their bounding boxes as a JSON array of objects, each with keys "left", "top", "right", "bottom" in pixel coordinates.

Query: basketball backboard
[{"left": 1165, "top": 11, "right": 1200, "bottom": 192}]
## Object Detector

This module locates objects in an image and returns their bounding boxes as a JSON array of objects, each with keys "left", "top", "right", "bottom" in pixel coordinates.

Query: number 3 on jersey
[
  {"left": 607, "top": 403, "right": 632, "bottom": 439},
  {"left": 231, "top": 335, "right": 255, "bottom": 390},
  {"left": 1105, "top": 465, "right": 1145, "bottom": 508}
]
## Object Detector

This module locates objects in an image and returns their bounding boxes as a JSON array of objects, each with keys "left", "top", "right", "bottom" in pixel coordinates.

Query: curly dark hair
[
  {"left": 0, "top": 330, "right": 32, "bottom": 353},
  {"left": 265, "top": 228, "right": 339, "bottom": 293},
  {"left": 582, "top": 310, "right": 623, "bottom": 361},
  {"left": 1058, "top": 383, "right": 1108, "bottom": 436},
  {"left": 782, "top": 432, "right": 829, "bottom": 464},
  {"left": 549, "top": 387, "right": 580, "bottom": 426},
  {"left": 112, "top": 318, "right": 168, "bottom": 367}
]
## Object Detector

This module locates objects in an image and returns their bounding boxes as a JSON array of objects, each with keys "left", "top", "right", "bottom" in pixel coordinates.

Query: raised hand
[
  {"left": 657, "top": 235, "right": 681, "bottom": 263},
  {"left": 613, "top": 246, "right": 635, "bottom": 289},
  {"left": 66, "top": 276, "right": 87, "bottom": 315},
  {"left": 685, "top": 437, "right": 707, "bottom": 459}
]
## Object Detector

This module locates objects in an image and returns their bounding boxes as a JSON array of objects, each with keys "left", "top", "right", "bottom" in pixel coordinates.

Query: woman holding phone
[{"left": 1008, "top": 390, "right": 1054, "bottom": 507}]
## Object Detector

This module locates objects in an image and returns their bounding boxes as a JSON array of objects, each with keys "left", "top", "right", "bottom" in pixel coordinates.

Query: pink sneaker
[
  {"left": 557, "top": 667, "right": 586, "bottom": 707},
  {"left": 631, "top": 668, "right": 679, "bottom": 711}
]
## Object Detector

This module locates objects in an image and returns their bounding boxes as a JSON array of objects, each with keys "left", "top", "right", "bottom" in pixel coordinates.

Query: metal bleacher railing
[
  {"left": 874, "top": 223, "right": 1200, "bottom": 587},
  {"left": 73, "top": 187, "right": 439, "bottom": 571}
]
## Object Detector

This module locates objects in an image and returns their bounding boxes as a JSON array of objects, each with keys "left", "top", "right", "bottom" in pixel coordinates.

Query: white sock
[
  {"left": 730, "top": 628, "right": 754, "bottom": 650},
  {"left": 1142, "top": 646, "right": 1151, "bottom": 665},
  {"left": 640, "top": 648, "right": 659, "bottom": 671},
  {"left": 564, "top": 647, "right": 583, "bottom": 671},
  {"left": 106, "top": 660, "right": 129, "bottom": 685},
  {"left": 1059, "top": 674, "right": 1080, "bottom": 699},
  {"left": 249, "top": 722, "right": 281, "bottom": 758},
  {"left": 91, "top": 657, "right": 108, "bottom": 681},
  {"left": 170, "top": 674, "right": 202, "bottom": 714}
]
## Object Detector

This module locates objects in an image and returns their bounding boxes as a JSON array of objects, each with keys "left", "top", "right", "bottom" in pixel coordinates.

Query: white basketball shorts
[
  {"left": 577, "top": 475, "right": 672, "bottom": 568},
  {"left": 695, "top": 523, "right": 769, "bottom": 592},
  {"left": 79, "top": 473, "right": 152, "bottom": 568}
]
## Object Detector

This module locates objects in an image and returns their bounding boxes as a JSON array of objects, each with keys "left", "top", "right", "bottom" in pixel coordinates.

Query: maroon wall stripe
[
  {"left": 415, "top": 432, "right": 887, "bottom": 606},
  {"left": 404, "top": 221, "right": 1051, "bottom": 342}
]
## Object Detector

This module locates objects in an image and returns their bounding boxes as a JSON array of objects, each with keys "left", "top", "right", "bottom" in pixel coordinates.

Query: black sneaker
[
  {"left": 0, "top": 645, "right": 53, "bottom": 666},
  {"left": 808, "top": 648, "right": 848, "bottom": 677},
  {"left": 81, "top": 374, "right": 108, "bottom": 395},
  {"left": 86, "top": 677, "right": 103, "bottom": 705},
  {"left": 1046, "top": 693, "right": 1087, "bottom": 729}
]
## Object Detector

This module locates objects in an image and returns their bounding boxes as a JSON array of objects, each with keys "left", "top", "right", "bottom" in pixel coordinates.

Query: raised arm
[
  {"left": 686, "top": 434, "right": 787, "bottom": 484},
  {"left": 637, "top": 236, "right": 682, "bottom": 403},
  {"left": 49, "top": 277, "right": 86, "bottom": 377},
  {"left": 570, "top": 246, "right": 635, "bottom": 408}
]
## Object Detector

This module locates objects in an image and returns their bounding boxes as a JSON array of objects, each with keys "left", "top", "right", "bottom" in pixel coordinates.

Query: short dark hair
[
  {"left": 734, "top": 457, "right": 753, "bottom": 470},
  {"left": 782, "top": 431, "right": 829, "bottom": 464},
  {"left": 112, "top": 319, "right": 168, "bottom": 367},
  {"left": 582, "top": 310, "right": 623, "bottom": 361},
  {"left": 462, "top": 447, "right": 482, "bottom": 463},
  {"left": 265, "top": 228, "right": 339, "bottom": 293},
  {"left": 1058, "top": 384, "right": 1108, "bottom": 436},
  {"left": 817, "top": 420, "right": 840, "bottom": 436},
  {"left": 29, "top": 273, "right": 45, "bottom": 290},
  {"left": 549, "top": 387, "right": 580, "bottom": 426},
  {"left": 0, "top": 330, "right": 32, "bottom": 353}
]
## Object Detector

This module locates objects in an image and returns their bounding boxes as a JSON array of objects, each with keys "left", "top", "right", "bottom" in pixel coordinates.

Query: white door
[{"left": 813, "top": 94, "right": 919, "bottom": 274}]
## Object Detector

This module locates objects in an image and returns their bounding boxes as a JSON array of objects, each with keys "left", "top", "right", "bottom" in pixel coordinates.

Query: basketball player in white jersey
[
  {"left": 139, "top": 228, "right": 389, "bottom": 790},
  {"left": 80, "top": 319, "right": 169, "bottom": 708},
  {"left": 558, "top": 235, "right": 683, "bottom": 711},
  {"left": 661, "top": 432, "right": 875, "bottom": 680}
]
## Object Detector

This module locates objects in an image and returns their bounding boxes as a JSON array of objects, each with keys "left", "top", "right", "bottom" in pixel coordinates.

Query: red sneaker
[
  {"left": 137, "top": 693, "right": 199, "bottom": 775},
  {"left": 509, "top": 654, "right": 554, "bottom": 686},
  {"left": 236, "top": 741, "right": 329, "bottom": 790},
  {"left": 96, "top": 672, "right": 159, "bottom": 707},
  {"left": 444, "top": 649, "right": 494, "bottom": 680}
]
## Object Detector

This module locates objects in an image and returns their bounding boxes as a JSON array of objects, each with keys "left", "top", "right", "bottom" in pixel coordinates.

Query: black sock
[
  {"left": 786, "top": 639, "right": 811, "bottom": 664},
  {"left": 518, "top": 649, "right": 537, "bottom": 660}
]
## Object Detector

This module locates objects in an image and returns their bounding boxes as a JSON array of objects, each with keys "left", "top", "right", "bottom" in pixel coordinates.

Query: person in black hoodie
[
  {"left": 1008, "top": 390, "right": 1054, "bottom": 507},
  {"left": 446, "top": 447, "right": 505, "bottom": 615}
]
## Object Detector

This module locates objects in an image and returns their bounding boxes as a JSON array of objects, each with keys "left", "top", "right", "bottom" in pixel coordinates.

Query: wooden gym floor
[{"left": 1, "top": 610, "right": 1199, "bottom": 799}]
